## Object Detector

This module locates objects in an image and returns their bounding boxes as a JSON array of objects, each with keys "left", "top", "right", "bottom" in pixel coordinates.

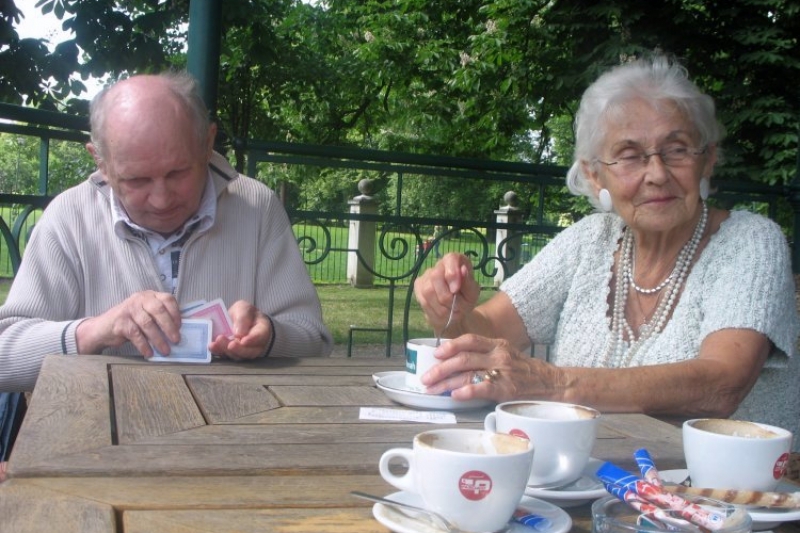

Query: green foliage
[
  {"left": 3, "top": 0, "right": 798, "bottom": 223},
  {"left": 0, "top": 134, "right": 92, "bottom": 196},
  {"left": 0, "top": 135, "right": 40, "bottom": 194}
]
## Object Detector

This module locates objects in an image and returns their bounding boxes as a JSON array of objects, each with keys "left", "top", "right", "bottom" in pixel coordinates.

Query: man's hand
[
  {"left": 208, "top": 300, "right": 273, "bottom": 360},
  {"left": 76, "top": 290, "right": 182, "bottom": 356}
]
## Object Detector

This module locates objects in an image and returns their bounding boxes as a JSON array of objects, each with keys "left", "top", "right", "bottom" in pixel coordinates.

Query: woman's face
[{"left": 585, "top": 98, "right": 717, "bottom": 236}]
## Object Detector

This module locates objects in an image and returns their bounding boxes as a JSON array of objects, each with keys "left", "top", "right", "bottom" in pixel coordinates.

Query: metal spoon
[
  {"left": 351, "top": 490, "right": 462, "bottom": 532},
  {"left": 436, "top": 293, "right": 457, "bottom": 347}
]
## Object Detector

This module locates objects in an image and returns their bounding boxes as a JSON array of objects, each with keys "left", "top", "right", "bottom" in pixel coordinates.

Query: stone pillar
[
  {"left": 347, "top": 179, "right": 378, "bottom": 288},
  {"left": 494, "top": 191, "right": 523, "bottom": 286}
]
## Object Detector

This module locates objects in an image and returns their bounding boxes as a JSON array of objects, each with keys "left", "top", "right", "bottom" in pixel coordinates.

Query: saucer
[
  {"left": 372, "top": 491, "right": 572, "bottom": 533},
  {"left": 375, "top": 371, "right": 492, "bottom": 411},
  {"left": 372, "top": 370, "right": 397, "bottom": 384},
  {"left": 660, "top": 469, "right": 800, "bottom": 531},
  {"left": 524, "top": 457, "right": 607, "bottom": 508}
]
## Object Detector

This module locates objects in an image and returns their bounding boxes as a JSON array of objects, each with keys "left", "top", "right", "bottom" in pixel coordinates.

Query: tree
[
  {"left": 0, "top": 1, "right": 85, "bottom": 111},
  {"left": 3, "top": 0, "right": 798, "bottom": 219}
]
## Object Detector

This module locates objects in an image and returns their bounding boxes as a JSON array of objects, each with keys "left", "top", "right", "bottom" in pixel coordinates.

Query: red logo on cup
[
  {"left": 774, "top": 452, "right": 790, "bottom": 479},
  {"left": 509, "top": 428, "right": 530, "bottom": 440},
  {"left": 459, "top": 471, "right": 493, "bottom": 500}
]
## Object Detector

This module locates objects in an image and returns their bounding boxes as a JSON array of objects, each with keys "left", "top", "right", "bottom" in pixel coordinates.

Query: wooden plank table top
[{"left": 2, "top": 353, "right": 797, "bottom": 533}]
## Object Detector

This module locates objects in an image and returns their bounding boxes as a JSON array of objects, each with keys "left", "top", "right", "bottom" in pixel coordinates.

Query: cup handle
[
  {"left": 379, "top": 448, "right": 415, "bottom": 493},
  {"left": 484, "top": 412, "right": 497, "bottom": 432}
]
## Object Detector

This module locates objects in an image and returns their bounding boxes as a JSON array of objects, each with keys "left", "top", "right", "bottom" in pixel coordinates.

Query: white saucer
[
  {"left": 372, "top": 370, "right": 397, "bottom": 384},
  {"left": 660, "top": 469, "right": 800, "bottom": 531},
  {"left": 376, "top": 371, "right": 493, "bottom": 411},
  {"left": 524, "top": 457, "right": 607, "bottom": 508},
  {"left": 372, "top": 491, "right": 572, "bottom": 533}
]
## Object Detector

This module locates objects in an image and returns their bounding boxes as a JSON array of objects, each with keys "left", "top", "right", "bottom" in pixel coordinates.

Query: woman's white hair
[{"left": 566, "top": 54, "right": 724, "bottom": 209}]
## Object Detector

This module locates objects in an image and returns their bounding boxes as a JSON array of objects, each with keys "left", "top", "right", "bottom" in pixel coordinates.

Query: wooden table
[{"left": 1, "top": 354, "right": 795, "bottom": 532}]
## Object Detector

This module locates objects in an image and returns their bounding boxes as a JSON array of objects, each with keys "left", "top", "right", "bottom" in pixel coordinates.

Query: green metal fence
[{"left": 0, "top": 102, "right": 797, "bottom": 352}]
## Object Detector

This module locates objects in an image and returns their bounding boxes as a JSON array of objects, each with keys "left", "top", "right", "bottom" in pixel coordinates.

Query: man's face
[{"left": 93, "top": 88, "right": 215, "bottom": 236}]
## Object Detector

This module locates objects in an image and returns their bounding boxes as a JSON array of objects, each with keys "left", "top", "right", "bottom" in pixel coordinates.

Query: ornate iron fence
[{"left": 0, "top": 103, "right": 797, "bottom": 355}]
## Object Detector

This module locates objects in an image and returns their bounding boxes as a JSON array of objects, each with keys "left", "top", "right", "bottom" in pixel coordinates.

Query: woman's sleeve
[
  {"left": 702, "top": 214, "right": 798, "bottom": 360},
  {"left": 500, "top": 216, "right": 601, "bottom": 343}
]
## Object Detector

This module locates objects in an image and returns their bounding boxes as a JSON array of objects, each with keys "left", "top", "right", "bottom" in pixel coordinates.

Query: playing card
[
  {"left": 184, "top": 298, "right": 234, "bottom": 340},
  {"left": 180, "top": 299, "right": 207, "bottom": 315},
  {"left": 149, "top": 318, "right": 212, "bottom": 363}
]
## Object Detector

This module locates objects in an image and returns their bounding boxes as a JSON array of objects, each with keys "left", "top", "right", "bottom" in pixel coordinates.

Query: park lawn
[{"left": 0, "top": 278, "right": 493, "bottom": 346}]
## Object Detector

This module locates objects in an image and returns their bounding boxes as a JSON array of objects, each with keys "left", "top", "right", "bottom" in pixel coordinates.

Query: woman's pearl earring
[
  {"left": 699, "top": 177, "right": 710, "bottom": 201},
  {"left": 599, "top": 188, "right": 613, "bottom": 212}
]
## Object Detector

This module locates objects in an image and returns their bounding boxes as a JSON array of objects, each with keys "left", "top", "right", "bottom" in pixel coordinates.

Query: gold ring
[
  {"left": 484, "top": 369, "right": 501, "bottom": 383},
  {"left": 471, "top": 372, "right": 484, "bottom": 385}
]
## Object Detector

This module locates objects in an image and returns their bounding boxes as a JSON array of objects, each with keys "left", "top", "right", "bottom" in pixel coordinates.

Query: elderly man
[{"left": 0, "top": 71, "right": 332, "bottom": 394}]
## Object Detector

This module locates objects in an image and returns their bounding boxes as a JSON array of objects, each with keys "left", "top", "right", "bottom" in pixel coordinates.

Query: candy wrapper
[
  {"left": 602, "top": 481, "right": 698, "bottom": 531},
  {"left": 596, "top": 462, "right": 734, "bottom": 531},
  {"left": 633, "top": 448, "right": 663, "bottom": 487}
]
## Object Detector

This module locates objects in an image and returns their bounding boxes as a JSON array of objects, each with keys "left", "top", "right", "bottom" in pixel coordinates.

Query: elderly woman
[{"left": 414, "top": 54, "right": 799, "bottom": 445}]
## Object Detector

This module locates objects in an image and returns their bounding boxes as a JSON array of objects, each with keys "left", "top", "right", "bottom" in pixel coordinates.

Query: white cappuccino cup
[
  {"left": 379, "top": 428, "right": 534, "bottom": 533},
  {"left": 683, "top": 418, "right": 793, "bottom": 491},
  {"left": 485, "top": 400, "right": 599, "bottom": 488}
]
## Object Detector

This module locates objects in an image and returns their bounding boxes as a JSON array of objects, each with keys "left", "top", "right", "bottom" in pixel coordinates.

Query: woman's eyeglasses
[{"left": 595, "top": 146, "right": 707, "bottom": 176}]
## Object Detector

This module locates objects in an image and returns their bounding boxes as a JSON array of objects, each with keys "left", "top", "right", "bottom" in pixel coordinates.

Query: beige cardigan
[{"left": 0, "top": 152, "right": 332, "bottom": 391}]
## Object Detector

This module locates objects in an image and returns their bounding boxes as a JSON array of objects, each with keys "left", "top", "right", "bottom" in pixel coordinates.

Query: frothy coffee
[
  {"left": 418, "top": 431, "right": 529, "bottom": 455},
  {"left": 504, "top": 402, "right": 598, "bottom": 420},
  {"left": 692, "top": 419, "right": 779, "bottom": 439}
]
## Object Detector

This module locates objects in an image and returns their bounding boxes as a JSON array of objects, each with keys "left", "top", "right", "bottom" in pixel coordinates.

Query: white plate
[
  {"left": 372, "top": 491, "right": 572, "bottom": 533},
  {"left": 660, "top": 469, "right": 800, "bottom": 531},
  {"left": 525, "top": 457, "right": 607, "bottom": 508},
  {"left": 376, "top": 371, "right": 492, "bottom": 411}
]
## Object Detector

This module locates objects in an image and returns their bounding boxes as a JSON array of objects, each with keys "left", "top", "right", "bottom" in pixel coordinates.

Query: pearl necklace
[
  {"left": 630, "top": 245, "right": 676, "bottom": 294},
  {"left": 603, "top": 202, "right": 708, "bottom": 368}
]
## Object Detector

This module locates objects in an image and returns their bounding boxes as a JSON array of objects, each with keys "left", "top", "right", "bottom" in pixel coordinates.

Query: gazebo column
[{"left": 187, "top": 0, "right": 222, "bottom": 120}]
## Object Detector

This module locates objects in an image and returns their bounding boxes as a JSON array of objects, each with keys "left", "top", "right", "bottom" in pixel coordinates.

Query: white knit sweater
[
  {"left": 502, "top": 211, "right": 800, "bottom": 448},
  {"left": 0, "top": 152, "right": 333, "bottom": 391}
]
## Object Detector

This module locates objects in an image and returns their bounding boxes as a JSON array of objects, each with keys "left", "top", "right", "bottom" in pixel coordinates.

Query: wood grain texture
[
  {"left": 8, "top": 355, "right": 112, "bottom": 476},
  {"left": 112, "top": 365, "right": 206, "bottom": 444},
  {"left": 6, "top": 354, "right": 746, "bottom": 533},
  {"left": 0, "top": 481, "right": 116, "bottom": 533},
  {"left": 269, "top": 385, "right": 391, "bottom": 406},
  {"left": 128, "top": 421, "right": 472, "bottom": 446},
  {"left": 9, "top": 442, "right": 423, "bottom": 477},
  {"left": 8, "top": 474, "right": 394, "bottom": 508},
  {"left": 186, "top": 375, "right": 281, "bottom": 423},
  {"left": 123, "top": 508, "right": 383, "bottom": 533}
]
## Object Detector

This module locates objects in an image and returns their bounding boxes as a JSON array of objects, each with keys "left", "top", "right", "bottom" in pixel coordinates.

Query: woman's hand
[
  {"left": 420, "top": 334, "right": 566, "bottom": 403},
  {"left": 414, "top": 253, "right": 481, "bottom": 338}
]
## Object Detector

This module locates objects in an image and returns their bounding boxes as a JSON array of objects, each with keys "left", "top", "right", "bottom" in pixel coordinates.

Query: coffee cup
[
  {"left": 683, "top": 418, "right": 793, "bottom": 491},
  {"left": 484, "top": 400, "right": 600, "bottom": 487},
  {"left": 379, "top": 428, "right": 534, "bottom": 533},
  {"left": 405, "top": 338, "right": 442, "bottom": 393}
]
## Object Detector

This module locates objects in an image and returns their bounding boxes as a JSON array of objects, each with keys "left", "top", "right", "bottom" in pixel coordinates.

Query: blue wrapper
[{"left": 633, "top": 448, "right": 662, "bottom": 486}]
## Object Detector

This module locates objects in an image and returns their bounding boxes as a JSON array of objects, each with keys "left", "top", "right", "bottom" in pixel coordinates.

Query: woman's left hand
[{"left": 420, "top": 334, "right": 565, "bottom": 402}]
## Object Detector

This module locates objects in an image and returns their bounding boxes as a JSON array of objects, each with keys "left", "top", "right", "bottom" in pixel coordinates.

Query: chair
[{"left": 0, "top": 392, "right": 26, "bottom": 462}]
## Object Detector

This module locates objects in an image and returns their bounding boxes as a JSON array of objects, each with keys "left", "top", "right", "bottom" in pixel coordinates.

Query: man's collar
[{"left": 110, "top": 171, "right": 217, "bottom": 242}]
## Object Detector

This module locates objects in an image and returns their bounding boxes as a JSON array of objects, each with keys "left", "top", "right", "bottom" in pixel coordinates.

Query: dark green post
[
  {"left": 792, "top": 123, "right": 800, "bottom": 274},
  {"left": 187, "top": 0, "right": 222, "bottom": 119}
]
